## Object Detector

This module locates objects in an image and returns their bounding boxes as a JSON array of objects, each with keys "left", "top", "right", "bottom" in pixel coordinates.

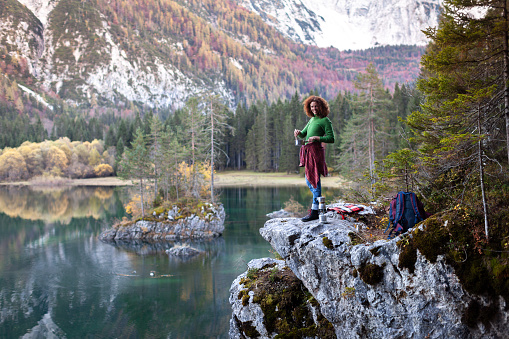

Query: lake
[{"left": 0, "top": 185, "right": 340, "bottom": 338}]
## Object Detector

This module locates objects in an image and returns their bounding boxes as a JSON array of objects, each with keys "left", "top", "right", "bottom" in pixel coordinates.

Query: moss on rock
[
  {"left": 239, "top": 265, "right": 335, "bottom": 338},
  {"left": 322, "top": 236, "right": 334, "bottom": 249},
  {"left": 358, "top": 263, "right": 385, "bottom": 286},
  {"left": 398, "top": 241, "right": 417, "bottom": 274},
  {"left": 397, "top": 191, "right": 509, "bottom": 329},
  {"left": 405, "top": 208, "right": 509, "bottom": 302},
  {"left": 348, "top": 232, "right": 363, "bottom": 246},
  {"left": 233, "top": 315, "right": 260, "bottom": 339}
]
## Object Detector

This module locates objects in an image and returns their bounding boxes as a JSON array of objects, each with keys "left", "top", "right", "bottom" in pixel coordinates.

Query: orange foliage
[{"left": 94, "top": 164, "right": 114, "bottom": 177}]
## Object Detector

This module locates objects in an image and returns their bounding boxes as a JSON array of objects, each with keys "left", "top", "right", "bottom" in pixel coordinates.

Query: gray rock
[
  {"left": 229, "top": 258, "right": 282, "bottom": 338},
  {"left": 266, "top": 209, "right": 293, "bottom": 218},
  {"left": 99, "top": 204, "right": 226, "bottom": 241},
  {"left": 230, "top": 212, "right": 509, "bottom": 338},
  {"left": 229, "top": 258, "right": 333, "bottom": 338}
]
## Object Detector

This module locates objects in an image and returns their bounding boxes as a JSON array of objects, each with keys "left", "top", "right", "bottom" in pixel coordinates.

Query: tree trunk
[
  {"left": 504, "top": 2, "right": 509, "bottom": 164},
  {"left": 140, "top": 177, "right": 145, "bottom": 217},
  {"left": 478, "top": 106, "right": 489, "bottom": 240},
  {"left": 368, "top": 83, "right": 375, "bottom": 195},
  {"left": 174, "top": 148, "right": 179, "bottom": 201},
  {"left": 211, "top": 101, "right": 215, "bottom": 204}
]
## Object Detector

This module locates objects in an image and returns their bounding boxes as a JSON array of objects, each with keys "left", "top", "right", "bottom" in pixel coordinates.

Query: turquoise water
[{"left": 0, "top": 185, "right": 339, "bottom": 338}]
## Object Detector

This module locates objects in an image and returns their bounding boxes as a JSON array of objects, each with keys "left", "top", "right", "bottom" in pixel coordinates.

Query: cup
[{"left": 295, "top": 139, "right": 301, "bottom": 146}]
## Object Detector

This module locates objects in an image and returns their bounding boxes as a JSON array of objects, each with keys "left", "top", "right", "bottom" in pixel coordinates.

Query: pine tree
[
  {"left": 116, "top": 137, "right": 125, "bottom": 160},
  {"left": 340, "top": 64, "right": 395, "bottom": 194},
  {"left": 256, "top": 103, "right": 273, "bottom": 172},
  {"left": 407, "top": 0, "right": 509, "bottom": 239},
  {"left": 119, "top": 128, "right": 151, "bottom": 218},
  {"left": 280, "top": 113, "right": 299, "bottom": 173},
  {"left": 419, "top": 0, "right": 509, "bottom": 164},
  {"left": 183, "top": 97, "right": 207, "bottom": 165},
  {"left": 148, "top": 115, "right": 164, "bottom": 202},
  {"left": 104, "top": 126, "right": 116, "bottom": 148}
]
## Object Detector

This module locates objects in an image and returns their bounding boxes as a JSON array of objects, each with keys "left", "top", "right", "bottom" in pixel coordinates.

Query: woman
[{"left": 294, "top": 96, "right": 335, "bottom": 222}]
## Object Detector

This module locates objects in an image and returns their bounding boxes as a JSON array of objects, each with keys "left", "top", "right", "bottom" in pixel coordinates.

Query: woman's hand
[
  {"left": 308, "top": 136, "right": 320, "bottom": 142},
  {"left": 294, "top": 129, "right": 300, "bottom": 138}
]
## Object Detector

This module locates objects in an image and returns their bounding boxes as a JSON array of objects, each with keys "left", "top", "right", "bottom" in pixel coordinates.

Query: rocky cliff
[{"left": 229, "top": 207, "right": 508, "bottom": 338}]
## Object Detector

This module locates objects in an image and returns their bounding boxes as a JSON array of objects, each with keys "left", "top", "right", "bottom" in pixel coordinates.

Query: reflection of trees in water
[
  {"left": 0, "top": 232, "right": 134, "bottom": 338},
  {"left": 110, "top": 237, "right": 229, "bottom": 338},
  {"left": 0, "top": 186, "right": 121, "bottom": 224},
  {"left": 94, "top": 187, "right": 114, "bottom": 200},
  {"left": 1, "top": 230, "right": 228, "bottom": 338},
  {"left": 0, "top": 190, "right": 27, "bottom": 217}
]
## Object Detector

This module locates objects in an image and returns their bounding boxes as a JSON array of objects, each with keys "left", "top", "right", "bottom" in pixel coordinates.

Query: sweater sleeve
[
  {"left": 319, "top": 117, "right": 335, "bottom": 143},
  {"left": 298, "top": 119, "right": 311, "bottom": 139}
]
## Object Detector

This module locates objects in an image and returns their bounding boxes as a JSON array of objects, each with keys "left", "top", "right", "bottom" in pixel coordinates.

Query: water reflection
[
  {"left": 103, "top": 237, "right": 225, "bottom": 260},
  {"left": 0, "top": 186, "right": 120, "bottom": 224},
  {"left": 0, "top": 185, "right": 335, "bottom": 338}
]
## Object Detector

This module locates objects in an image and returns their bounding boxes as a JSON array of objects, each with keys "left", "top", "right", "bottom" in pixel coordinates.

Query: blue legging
[{"left": 305, "top": 176, "right": 321, "bottom": 210}]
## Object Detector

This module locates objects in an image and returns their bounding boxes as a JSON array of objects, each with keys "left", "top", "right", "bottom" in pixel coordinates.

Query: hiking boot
[{"left": 301, "top": 209, "right": 319, "bottom": 222}]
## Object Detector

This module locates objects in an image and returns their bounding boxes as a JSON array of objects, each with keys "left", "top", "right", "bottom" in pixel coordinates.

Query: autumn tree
[{"left": 0, "top": 149, "right": 28, "bottom": 180}]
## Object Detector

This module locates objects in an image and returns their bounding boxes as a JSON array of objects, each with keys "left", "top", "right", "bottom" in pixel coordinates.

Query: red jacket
[{"left": 299, "top": 142, "right": 328, "bottom": 189}]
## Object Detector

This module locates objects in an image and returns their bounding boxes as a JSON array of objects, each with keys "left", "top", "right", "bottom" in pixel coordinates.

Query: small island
[{"left": 99, "top": 200, "right": 225, "bottom": 241}]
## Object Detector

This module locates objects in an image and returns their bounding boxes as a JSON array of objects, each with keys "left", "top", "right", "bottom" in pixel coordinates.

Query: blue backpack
[{"left": 384, "top": 191, "right": 427, "bottom": 239}]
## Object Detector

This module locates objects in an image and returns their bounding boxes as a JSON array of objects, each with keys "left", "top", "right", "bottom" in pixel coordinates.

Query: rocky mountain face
[
  {"left": 1, "top": 0, "right": 429, "bottom": 111},
  {"left": 235, "top": 0, "right": 441, "bottom": 51},
  {"left": 229, "top": 207, "right": 509, "bottom": 338},
  {"left": 0, "top": 0, "right": 44, "bottom": 71},
  {"left": 11, "top": 0, "right": 215, "bottom": 110}
]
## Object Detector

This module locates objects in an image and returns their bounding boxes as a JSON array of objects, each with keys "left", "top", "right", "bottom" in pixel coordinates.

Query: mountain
[
  {"left": 234, "top": 0, "right": 442, "bottom": 51},
  {"left": 0, "top": 0, "right": 435, "bottom": 112}
]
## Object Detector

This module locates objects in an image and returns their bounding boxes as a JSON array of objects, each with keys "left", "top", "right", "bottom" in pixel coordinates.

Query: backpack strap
[
  {"left": 393, "top": 191, "right": 405, "bottom": 228},
  {"left": 408, "top": 192, "right": 423, "bottom": 226}
]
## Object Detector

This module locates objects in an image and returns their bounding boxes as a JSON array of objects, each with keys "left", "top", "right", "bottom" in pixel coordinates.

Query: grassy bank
[
  {"left": 0, "top": 171, "right": 348, "bottom": 188},
  {"left": 214, "top": 171, "right": 347, "bottom": 188}
]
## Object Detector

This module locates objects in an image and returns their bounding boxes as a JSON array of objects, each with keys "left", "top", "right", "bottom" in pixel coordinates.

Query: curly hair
[{"left": 303, "top": 96, "right": 330, "bottom": 118}]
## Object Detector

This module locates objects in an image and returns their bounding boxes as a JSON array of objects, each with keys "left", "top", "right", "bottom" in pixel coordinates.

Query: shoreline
[
  {"left": 213, "top": 171, "right": 347, "bottom": 188},
  {"left": 0, "top": 176, "right": 133, "bottom": 187},
  {"left": 0, "top": 171, "right": 348, "bottom": 189}
]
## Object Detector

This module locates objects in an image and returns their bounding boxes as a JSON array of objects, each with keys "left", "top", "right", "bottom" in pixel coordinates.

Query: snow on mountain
[
  {"left": 235, "top": 0, "right": 441, "bottom": 51},
  {"left": 17, "top": 0, "right": 58, "bottom": 27}
]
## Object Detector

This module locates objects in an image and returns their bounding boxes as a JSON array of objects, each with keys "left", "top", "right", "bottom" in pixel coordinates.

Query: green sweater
[{"left": 298, "top": 116, "right": 335, "bottom": 143}]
